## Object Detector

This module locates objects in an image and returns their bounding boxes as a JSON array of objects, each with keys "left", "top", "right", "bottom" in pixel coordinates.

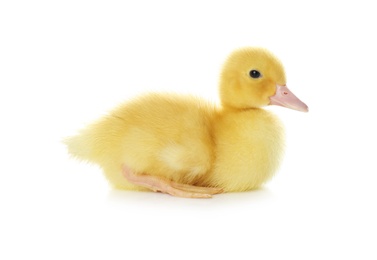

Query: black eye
[{"left": 249, "top": 70, "right": 261, "bottom": 79}]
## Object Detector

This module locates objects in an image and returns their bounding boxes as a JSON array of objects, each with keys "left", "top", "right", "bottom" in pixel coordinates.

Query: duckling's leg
[{"left": 122, "top": 165, "right": 222, "bottom": 198}]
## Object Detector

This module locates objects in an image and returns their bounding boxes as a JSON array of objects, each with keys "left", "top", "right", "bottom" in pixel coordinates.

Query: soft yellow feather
[{"left": 65, "top": 93, "right": 216, "bottom": 190}]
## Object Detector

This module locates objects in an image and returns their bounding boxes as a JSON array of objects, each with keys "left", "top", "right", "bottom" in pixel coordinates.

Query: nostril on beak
[{"left": 283, "top": 91, "right": 288, "bottom": 95}]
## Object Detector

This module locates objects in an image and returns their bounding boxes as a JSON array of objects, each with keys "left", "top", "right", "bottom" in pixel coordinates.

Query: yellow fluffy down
[
  {"left": 65, "top": 94, "right": 217, "bottom": 190},
  {"left": 65, "top": 47, "right": 287, "bottom": 192}
]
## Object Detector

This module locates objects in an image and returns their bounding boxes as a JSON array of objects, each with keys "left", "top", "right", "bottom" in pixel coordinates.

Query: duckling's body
[{"left": 66, "top": 47, "right": 308, "bottom": 198}]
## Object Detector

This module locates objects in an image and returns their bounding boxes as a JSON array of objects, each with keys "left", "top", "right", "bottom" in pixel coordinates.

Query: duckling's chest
[{"left": 211, "top": 109, "right": 285, "bottom": 191}]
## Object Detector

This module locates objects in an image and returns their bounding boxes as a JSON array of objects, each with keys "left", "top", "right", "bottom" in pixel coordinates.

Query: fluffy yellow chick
[{"left": 65, "top": 47, "right": 308, "bottom": 198}]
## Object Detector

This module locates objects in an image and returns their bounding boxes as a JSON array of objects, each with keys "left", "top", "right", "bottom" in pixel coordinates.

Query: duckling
[{"left": 65, "top": 47, "right": 308, "bottom": 198}]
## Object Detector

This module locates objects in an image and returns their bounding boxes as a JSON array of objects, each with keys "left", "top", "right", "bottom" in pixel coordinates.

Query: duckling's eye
[{"left": 249, "top": 70, "right": 261, "bottom": 79}]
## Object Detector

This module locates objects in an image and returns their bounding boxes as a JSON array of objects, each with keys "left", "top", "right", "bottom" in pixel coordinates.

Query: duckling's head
[{"left": 219, "top": 47, "right": 308, "bottom": 112}]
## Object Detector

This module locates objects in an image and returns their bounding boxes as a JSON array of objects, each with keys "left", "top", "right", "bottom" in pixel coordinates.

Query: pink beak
[{"left": 269, "top": 85, "right": 308, "bottom": 112}]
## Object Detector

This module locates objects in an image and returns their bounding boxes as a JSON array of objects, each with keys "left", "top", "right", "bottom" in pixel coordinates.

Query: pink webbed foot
[{"left": 122, "top": 165, "right": 222, "bottom": 198}]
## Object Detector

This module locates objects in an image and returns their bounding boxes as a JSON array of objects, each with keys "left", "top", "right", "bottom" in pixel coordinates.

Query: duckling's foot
[{"left": 122, "top": 165, "right": 222, "bottom": 198}]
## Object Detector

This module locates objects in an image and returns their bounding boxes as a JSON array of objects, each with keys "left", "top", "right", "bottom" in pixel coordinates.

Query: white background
[{"left": 1, "top": 0, "right": 376, "bottom": 259}]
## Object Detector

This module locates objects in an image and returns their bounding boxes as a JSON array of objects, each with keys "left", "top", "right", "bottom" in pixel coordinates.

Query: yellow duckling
[{"left": 65, "top": 47, "right": 308, "bottom": 198}]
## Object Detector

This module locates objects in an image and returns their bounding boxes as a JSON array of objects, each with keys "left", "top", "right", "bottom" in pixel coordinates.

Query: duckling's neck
[
  {"left": 215, "top": 105, "right": 282, "bottom": 133},
  {"left": 219, "top": 105, "right": 264, "bottom": 114}
]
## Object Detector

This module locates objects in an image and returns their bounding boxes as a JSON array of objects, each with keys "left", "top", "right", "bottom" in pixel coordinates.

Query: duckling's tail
[
  {"left": 63, "top": 116, "right": 123, "bottom": 164},
  {"left": 64, "top": 130, "right": 100, "bottom": 163}
]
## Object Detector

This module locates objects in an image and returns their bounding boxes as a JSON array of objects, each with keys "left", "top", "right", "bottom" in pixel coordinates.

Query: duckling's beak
[{"left": 269, "top": 85, "right": 309, "bottom": 112}]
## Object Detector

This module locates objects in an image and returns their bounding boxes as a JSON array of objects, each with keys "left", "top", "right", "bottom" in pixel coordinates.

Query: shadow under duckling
[{"left": 65, "top": 47, "right": 308, "bottom": 198}]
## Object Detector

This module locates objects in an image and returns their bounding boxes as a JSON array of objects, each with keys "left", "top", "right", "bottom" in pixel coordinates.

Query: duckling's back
[{"left": 65, "top": 93, "right": 216, "bottom": 190}]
